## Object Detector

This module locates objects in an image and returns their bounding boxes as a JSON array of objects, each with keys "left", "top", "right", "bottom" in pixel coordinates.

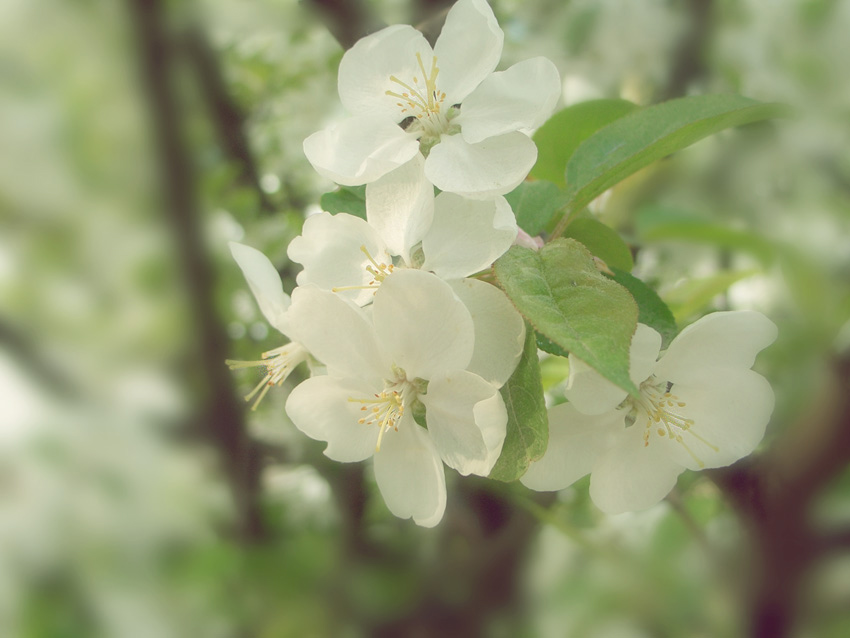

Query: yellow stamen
[
  {"left": 226, "top": 343, "right": 309, "bottom": 411},
  {"left": 633, "top": 380, "right": 720, "bottom": 468}
]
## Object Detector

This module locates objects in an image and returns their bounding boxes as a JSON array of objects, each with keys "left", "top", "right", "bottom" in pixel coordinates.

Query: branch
[
  {"left": 180, "top": 26, "right": 276, "bottom": 215},
  {"left": 127, "top": 0, "right": 267, "bottom": 543},
  {"left": 658, "top": 0, "right": 714, "bottom": 101},
  {"left": 0, "top": 316, "right": 80, "bottom": 399},
  {"left": 708, "top": 354, "right": 850, "bottom": 637},
  {"left": 301, "top": 0, "right": 385, "bottom": 50}
]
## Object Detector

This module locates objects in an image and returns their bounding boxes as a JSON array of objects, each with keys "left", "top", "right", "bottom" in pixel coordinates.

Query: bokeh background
[{"left": 2, "top": 0, "right": 850, "bottom": 636}]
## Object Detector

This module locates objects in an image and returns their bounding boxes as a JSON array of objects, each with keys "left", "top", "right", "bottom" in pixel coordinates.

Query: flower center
[
  {"left": 226, "top": 342, "right": 310, "bottom": 410},
  {"left": 331, "top": 245, "right": 396, "bottom": 297},
  {"left": 349, "top": 376, "right": 415, "bottom": 452},
  {"left": 386, "top": 52, "right": 452, "bottom": 143},
  {"left": 631, "top": 378, "right": 719, "bottom": 468}
]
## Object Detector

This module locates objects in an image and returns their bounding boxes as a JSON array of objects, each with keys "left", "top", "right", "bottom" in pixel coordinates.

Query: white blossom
[
  {"left": 226, "top": 242, "right": 310, "bottom": 409},
  {"left": 284, "top": 269, "right": 509, "bottom": 527},
  {"left": 286, "top": 162, "right": 524, "bottom": 387},
  {"left": 522, "top": 312, "right": 777, "bottom": 514},
  {"left": 303, "top": 0, "right": 561, "bottom": 198}
]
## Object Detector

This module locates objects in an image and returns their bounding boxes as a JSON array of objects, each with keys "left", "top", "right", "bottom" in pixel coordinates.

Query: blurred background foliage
[{"left": 1, "top": 0, "right": 849, "bottom": 636}]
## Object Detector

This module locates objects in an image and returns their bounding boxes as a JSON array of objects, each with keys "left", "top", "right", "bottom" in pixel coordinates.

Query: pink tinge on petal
[{"left": 514, "top": 228, "right": 544, "bottom": 251}]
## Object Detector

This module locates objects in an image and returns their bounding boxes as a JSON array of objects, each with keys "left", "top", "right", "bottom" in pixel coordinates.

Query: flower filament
[
  {"left": 386, "top": 53, "right": 450, "bottom": 141},
  {"left": 227, "top": 342, "right": 310, "bottom": 411},
  {"left": 349, "top": 379, "right": 414, "bottom": 452},
  {"left": 632, "top": 378, "right": 719, "bottom": 468},
  {"left": 331, "top": 245, "right": 395, "bottom": 295}
]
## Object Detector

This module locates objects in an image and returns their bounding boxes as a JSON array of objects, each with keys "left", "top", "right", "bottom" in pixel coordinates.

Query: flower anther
[{"left": 226, "top": 342, "right": 310, "bottom": 410}]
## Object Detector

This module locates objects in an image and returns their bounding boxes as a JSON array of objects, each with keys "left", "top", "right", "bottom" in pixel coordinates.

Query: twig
[
  {"left": 127, "top": 0, "right": 267, "bottom": 543},
  {"left": 301, "top": 0, "right": 385, "bottom": 50},
  {"left": 180, "top": 26, "right": 276, "bottom": 215}
]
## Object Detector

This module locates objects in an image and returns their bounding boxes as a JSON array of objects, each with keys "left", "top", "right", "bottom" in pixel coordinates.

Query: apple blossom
[
  {"left": 303, "top": 0, "right": 561, "bottom": 198},
  {"left": 286, "top": 167, "right": 523, "bottom": 386},
  {"left": 284, "top": 269, "right": 509, "bottom": 527},
  {"left": 286, "top": 169, "right": 517, "bottom": 299},
  {"left": 225, "top": 242, "right": 311, "bottom": 409},
  {"left": 521, "top": 311, "right": 777, "bottom": 514}
]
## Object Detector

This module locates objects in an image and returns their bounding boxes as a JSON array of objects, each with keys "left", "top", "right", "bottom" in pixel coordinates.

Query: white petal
[
  {"left": 338, "top": 25, "right": 434, "bottom": 120},
  {"left": 660, "top": 366, "right": 774, "bottom": 471},
  {"left": 424, "top": 132, "right": 537, "bottom": 198},
  {"left": 630, "top": 324, "right": 664, "bottom": 386},
  {"left": 521, "top": 403, "right": 624, "bottom": 491},
  {"left": 566, "top": 324, "right": 662, "bottom": 415},
  {"left": 373, "top": 416, "right": 446, "bottom": 527},
  {"left": 589, "top": 424, "right": 684, "bottom": 514},
  {"left": 372, "top": 269, "right": 474, "bottom": 380},
  {"left": 422, "top": 370, "right": 507, "bottom": 476},
  {"left": 448, "top": 278, "right": 525, "bottom": 387},
  {"left": 422, "top": 193, "right": 517, "bottom": 280},
  {"left": 286, "top": 287, "right": 385, "bottom": 381},
  {"left": 229, "top": 242, "right": 291, "bottom": 335},
  {"left": 365, "top": 155, "right": 434, "bottom": 263},
  {"left": 433, "top": 0, "right": 503, "bottom": 104},
  {"left": 303, "top": 115, "right": 420, "bottom": 186},
  {"left": 285, "top": 375, "right": 380, "bottom": 462},
  {"left": 287, "top": 212, "right": 391, "bottom": 306},
  {"left": 653, "top": 311, "right": 778, "bottom": 385},
  {"left": 456, "top": 57, "right": 561, "bottom": 144}
]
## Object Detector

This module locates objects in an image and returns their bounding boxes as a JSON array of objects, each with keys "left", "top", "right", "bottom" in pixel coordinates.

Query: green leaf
[
  {"left": 489, "top": 323, "right": 549, "bottom": 482},
  {"left": 664, "top": 269, "right": 760, "bottom": 322},
  {"left": 563, "top": 217, "right": 634, "bottom": 272},
  {"left": 504, "top": 180, "right": 568, "bottom": 236},
  {"left": 531, "top": 99, "right": 639, "bottom": 188},
  {"left": 319, "top": 185, "right": 367, "bottom": 219},
  {"left": 636, "top": 206, "right": 776, "bottom": 267},
  {"left": 494, "top": 239, "right": 639, "bottom": 395},
  {"left": 536, "top": 332, "right": 569, "bottom": 358},
  {"left": 563, "top": 95, "right": 789, "bottom": 215},
  {"left": 609, "top": 268, "right": 678, "bottom": 347}
]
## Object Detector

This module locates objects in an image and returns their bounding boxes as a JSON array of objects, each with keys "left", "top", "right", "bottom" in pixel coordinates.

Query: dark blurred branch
[
  {"left": 128, "top": 0, "right": 267, "bottom": 543},
  {"left": 709, "top": 354, "right": 850, "bottom": 638},
  {"left": 413, "top": 0, "right": 452, "bottom": 46},
  {"left": 301, "top": 0, "right": 385, "bottom": 49},
  {"left": 659, "top": 0, "right": 713, "bottom": 101},
  {"left": 372, "top": 480, "right": 553, "bottom": 637},
  {"left": 818, "top": 527, "right": 850, "bottom": 556},
  {"left": 0, "top": 316, "right": 79, "bottom": 399},
  {"left": 180, "top": 27, "right": 276, "bottom": 215}
]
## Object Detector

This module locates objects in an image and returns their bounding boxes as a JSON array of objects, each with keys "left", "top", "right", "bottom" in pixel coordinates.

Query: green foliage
[
  {"left": 536, "top": 332, "right": 570, "bottom": 358},
  {"left": 531, "top": 99, "right": 639, "bottom": 188},
  {"left": 609, "top": 268, "right": 678, "bottom": 347},
  {"left": 319, "top": 185, "right": 367, "bottom": 219},
  {"left": 494, "top": 239, "right": 639, "bottom": 395},
  {"left": 664, "top": 269, "right": 760, "bottom": 322},
  {"left": 504, "top": 180, "right": 568, "bottom": 235},
  {"left": 560, "top": 95, "right": 789, "bottom": 219},
  {"left": 563, "top": 217, "right": 634, "bottom": 272},
  {"left": 489, "top": 324, "right": 549, "bottom": 482},
  {"left": 636, "top": 206, "right": 776, "bottom": 267}
]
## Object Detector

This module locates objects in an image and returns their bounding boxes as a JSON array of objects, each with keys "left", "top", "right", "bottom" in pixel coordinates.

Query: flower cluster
[
  {"left": 229, "top": 0, "right": 778, "bottom": 525},
  {"left": 521, "top": 312, "right": 777, "bottom": 513},
  {"left": 229, "top": 0, "right": 551, "bottom": 527}
]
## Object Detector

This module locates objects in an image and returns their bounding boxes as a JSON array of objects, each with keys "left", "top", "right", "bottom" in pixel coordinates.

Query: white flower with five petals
[
  {"left": 521, "top": 311, "right": 777, "bottom": 514},
  {"left": 303, "top": 0, "right": 561, "bottom": 198},
  {"left": 287, "top": 157, "right": 525, "bottom": 387},
  {"left": 284, "top": 269, "right": 509, "bottom": 526},
  {"left": 226, "top": 242, "right": 311, "bottom": 409}
]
